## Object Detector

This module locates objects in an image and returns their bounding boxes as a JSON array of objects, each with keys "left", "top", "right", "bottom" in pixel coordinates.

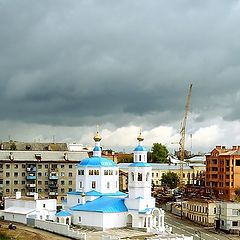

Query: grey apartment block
[{"left": 0, "top": 146, "right": 88, "bottom": 201}]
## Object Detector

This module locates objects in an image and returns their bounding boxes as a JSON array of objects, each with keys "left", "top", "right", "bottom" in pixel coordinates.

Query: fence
[{"left": 35, "top": 219, "right": 86, "bottom": 240}]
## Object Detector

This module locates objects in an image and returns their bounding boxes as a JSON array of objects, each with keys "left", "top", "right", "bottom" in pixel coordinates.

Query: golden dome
[
  {"left": 137, "top": 130, "right": 144, "bottom": 142},
  {"left": 93, "top": 131, "right": 102, "bottom": 142}
]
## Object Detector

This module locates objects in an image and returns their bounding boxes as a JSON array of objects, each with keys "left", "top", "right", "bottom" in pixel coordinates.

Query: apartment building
[
  {"left": 182, "top": 199, "right": 216, "bottom": 226},
  {"left": 0, "top": 142, "right": 88, "bottom": 202},
  {"left": 118, "top": 162, "right": 205, "bottom": 187},
  {"left": 205, "top": 145, "right": 240, "bottom": 200}
]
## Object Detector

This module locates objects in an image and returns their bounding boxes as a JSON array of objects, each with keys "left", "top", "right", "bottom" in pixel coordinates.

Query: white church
[{"left": 58, "top": 130, "right": 165, "bottom": 232}]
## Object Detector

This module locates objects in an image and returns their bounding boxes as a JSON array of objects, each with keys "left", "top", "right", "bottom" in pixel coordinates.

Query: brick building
[{"left": 205, "top": 145, "right": 240, "bottom": 200}]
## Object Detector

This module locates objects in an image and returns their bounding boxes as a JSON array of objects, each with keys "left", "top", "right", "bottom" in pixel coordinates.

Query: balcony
[
  {"left": 27, "top": 183, "right": 36, "bottom": 188},
  {"left": 26, "top": 175, "right": 36, "bottom": 180},
  {"left": 49, "top": 173, "right": 58, "bottom": 180},
  {"left": 26, "top": 167, "right": 36, "bottom": 172},
  {"left": 49, "top": 184, "right": 58, "bottom": 189},
  {"left": 49, "top": 191, "right": 58, "bottom": 196}
]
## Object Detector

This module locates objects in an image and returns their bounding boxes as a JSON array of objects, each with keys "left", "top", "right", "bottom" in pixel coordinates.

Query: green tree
[
  {"left": 151, "top": 143, "right": 169, "bottom": 163},
  {"left": 161, "top": 172, "right": 179, "bottom": 189}
]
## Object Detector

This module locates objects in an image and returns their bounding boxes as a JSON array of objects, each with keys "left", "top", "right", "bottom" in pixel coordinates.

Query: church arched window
[
  {"left": 131, "top": 172, "right": 134, "bottom": 181},
  {"left": 146, "top": 172, "right": 150, "bottom": 181},
  {"left": 139, "top": 155, "right": 142, "bottom": 161},
  {"left": 138, "top": 173, "right": 142, "bottom": 181}
]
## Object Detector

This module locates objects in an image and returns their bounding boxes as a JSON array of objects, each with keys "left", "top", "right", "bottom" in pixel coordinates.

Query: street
[{"left": 165, "top": 212, "right": 239, "bottom": 240}]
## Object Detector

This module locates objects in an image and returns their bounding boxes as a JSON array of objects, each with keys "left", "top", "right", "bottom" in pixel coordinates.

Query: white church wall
[
  {"left": 67, "top": 194, "right": 81, "bottom": 207},
  {"left": 72, "top": 211, "right": 104, "bottom": 229},
  {"left": 102, "top": 212, "right": 127, "bottom": 229}
]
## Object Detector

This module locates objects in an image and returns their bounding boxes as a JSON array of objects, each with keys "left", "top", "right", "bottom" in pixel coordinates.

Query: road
[{"left": 164, "top": 212, "right": 239, "bottom": 240}]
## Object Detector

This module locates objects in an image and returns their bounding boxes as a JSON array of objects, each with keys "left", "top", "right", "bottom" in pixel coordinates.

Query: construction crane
[{"left": 179, "top": 83, "right": 193, "bottom": 189}]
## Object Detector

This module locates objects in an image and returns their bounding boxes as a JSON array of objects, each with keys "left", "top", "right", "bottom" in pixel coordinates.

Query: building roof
[
  {"left": 78, "top": 156, "right": 117, "bottom": 167},
  {"left": 0, "top": 150, "right": 88, "bottom": 162},
  {"left": 70, "top": 196, "right": 128, "bottom": 213},
  {"left": 129, "top": 162, "right": 151, "bottom": 167},
  {"left": 134, "top": 145, "right": 146, "bottom": 151},
  {"left": 3, "top": 207, "right": 35, "bottom": 215},
  {"left": 55, "top": 210, "right": 72, "bottom": 217},
  {"left": 118, "top": 163, "right": 195, "bottom": 170},
  {"left": 68, "top": 190, "right": 127, "bottom": 197}
]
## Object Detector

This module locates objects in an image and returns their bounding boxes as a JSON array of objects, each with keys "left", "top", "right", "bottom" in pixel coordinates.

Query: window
[
  {"left": 14, "top": 180, "right": 18, "bottom": 184},
  {"left": 79, "top": 217, "right": 82, "bottom": 222},
  {"left": 6, "top": 189, "right": 10, "bottom": 192},
  {"left": 152, "top": 173, "right": 154, "bottom": 177},
  {"left": 6, "top": 180, "right": 10, "bottom": 185},
  {"left": 38, "top": 165, "right": 42, "bottom": 169},
  {"left": 45, "top": 165, "right": 48, "bottom": 169},
  {"left": 22, "top": 172, "right": 25, "bottom": 177},
  {"left": 45, "top": 181, "right": 48, "bottom": 185},
  {"left": 69, "top": 165, "right": 72, "bottom": 169},
  {"left": 14, "top": 164, "right": 18, "bottom": 169},
  {"left": 69, "top": 181, "right": 72, "bottom": 185},
  {"left": 78, "top": 170, "right": 84, "bottom": 175},
  {"left": 138, "top": 173, "right": 142, "bottom": 181},
  {"left": 21, "top": 181, "right": 25, "bottom": 185},
  {"left": 6, "top": 164, "right": 10, "bottom": 169},
  {"left": 38, "top": 181, "right": 42, "bottom": 185},
  {"left": 79, "top": 181, "right": 83, "bottom": 188},
  {"left": 61, "top": 165, "right": 64, "bottom": 168},
  {"left": 6, "top": 172, "right": 10, "bottom": 177},
  {"left": 22, "top": 164, "right": 26, "bottom": 168},
  {"left": 61, "top": 188, "right": 64, "bottom": 193},
  {"left": 232, "top": 221, "right": 238, "bottom": 226},
  {"left": 236, "top": 160, "right": 240, "bottom": 166},
  {"left": 69, "top": 172, "right": 72, "bottom": 177},
  {"left": 92, "top": 181, "right": 96, "bottom": 189},
  {"left": 232, "top": 209, "right": 239, "bottom": 215},
  {"left": 61, "top": 172, "right": 65, "bottom": 177},
  {"left": 139, "top": 155, "right": 141, "bottom": 161},
  {"left": 38, "top": 172, "right": 42, "bottom": 177},
  {"left": 51, "top": 164, "right": 57, "bottom": 169},
  {"left": 146, "top": 172, "right": 150, "bottom": 181},
  {"left": 14, "top": 172, "right": 18, "bottom": 177},
  {"left": 61, "top": 180, "right": 65, "bottom": 185},
  {"left": 43, "top": 204, "right": 46, "bottom": 208},
  {"left": 107, "top": 182, "right": 110, "bottom": 189},
  {"left": 131, "top": 172, "right": 134, "bottom": 181},
  {"left": 68, "top": 188, "right": 72, "bottom": 192}
]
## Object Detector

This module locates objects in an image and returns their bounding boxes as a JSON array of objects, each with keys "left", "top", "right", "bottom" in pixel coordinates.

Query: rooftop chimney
[
  {"left": 216, "top": 146, "right": 221, "bottom": 150},
  {"left": 16, "top": 191, "right": 21, "bottom": 199}
]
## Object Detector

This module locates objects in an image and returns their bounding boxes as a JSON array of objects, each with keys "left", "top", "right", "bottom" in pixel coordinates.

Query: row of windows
[
  {"left": 4, "top": 172, "right": 74, "bottom": 177},
  {"left": 4, "top": 188, "right": 73, "bottom": 193},
  {"left": 79, "top": 181, "right": 118, "bottom": 189},
  {"left": 5, "top": 180, "right": 73, "bottom": 185},
  {"left": 2, "top": 164, "right": 73, "bottom": 169},
  {"left": 131, "top": 172, "right": 150, "bottom": 182},
  {"left": 77, "top": 169, "right": 118, "bottom": 176}
]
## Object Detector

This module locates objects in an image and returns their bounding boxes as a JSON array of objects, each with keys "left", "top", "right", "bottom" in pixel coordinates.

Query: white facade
[
  {"left": 217, "top": 201, "right": 240, "bottom": 232},
  {"left": 2, "top": 192, "right": 56, "bottom": 223}
]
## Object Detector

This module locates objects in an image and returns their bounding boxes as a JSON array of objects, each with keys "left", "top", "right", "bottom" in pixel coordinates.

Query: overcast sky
[{"left": 1, "top": 0, "right": 240, "bottom": 153}]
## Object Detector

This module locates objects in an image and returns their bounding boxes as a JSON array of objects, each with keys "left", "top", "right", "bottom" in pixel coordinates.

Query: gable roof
[
  {"left": 70, "top": 196, "right": 128, "bottom": 213},
  {"left": 55, "top": 210, "right": 72, "bottom": 217}
]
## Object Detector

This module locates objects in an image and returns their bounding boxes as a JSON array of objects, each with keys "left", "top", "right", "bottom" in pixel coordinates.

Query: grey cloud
[{"left": 0, "top": 0, "right": 240, "bottom": 130}]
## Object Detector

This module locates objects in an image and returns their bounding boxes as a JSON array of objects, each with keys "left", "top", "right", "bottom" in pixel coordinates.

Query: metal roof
[
  {"left": 129, "top": 162, "right": 151, "bottom": 167},
  {"left": 70, "top": 196, "right": 128, "bottom": 213},
  {"left": 3, "top": 207, "right": 35, "bottom": 215},
  {"left": 0, "top": 150, "right": 88, "bottom": 162},
  {"left": 55, "top": 210, "right": 72, "bottom": 217},
  {"left": 78, "top": 156, "right": 117, "bottom": 167},
  {"left": 134, "top": 145, "right": 146, "bottom": 151}
]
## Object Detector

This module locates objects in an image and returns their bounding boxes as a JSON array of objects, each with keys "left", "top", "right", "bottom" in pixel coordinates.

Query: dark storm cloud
[{"left": 1, "top": 0, "right": 240, "bottom": 127}]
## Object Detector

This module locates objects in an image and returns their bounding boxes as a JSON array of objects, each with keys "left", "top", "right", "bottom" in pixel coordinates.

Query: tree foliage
[
  {"left": 161, "top": 172, "right": 179, "bottom": 189},
  {"left": 151, "top": 143, "right": 169, "bottom": 163}
]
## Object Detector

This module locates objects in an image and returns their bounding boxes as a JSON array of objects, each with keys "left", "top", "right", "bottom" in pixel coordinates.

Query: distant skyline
[{"left": 1, "top": 1, "right": 240, "bottom": 153}]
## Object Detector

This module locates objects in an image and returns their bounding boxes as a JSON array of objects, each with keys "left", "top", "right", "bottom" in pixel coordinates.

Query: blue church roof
[
  {"left": 129, "top": 162, "right": 151, "bottom": 167},
  {"left": 67, "top": 190, "right": 127, "bottom": 197},
  {"left": 78, "top": 156, "right": 117, "bottom": 167},
  {"left": 93, "top": 146, "right": 101, "bottom": 151},
  {"left": 55, "top": 210, "right": 72, "bottom": 217},
  {"left": 70, "top": 196, "right": 128, "bottom": 213},
  {"left": 134, "top": 145, "right": 146, "bottom": 151}
]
